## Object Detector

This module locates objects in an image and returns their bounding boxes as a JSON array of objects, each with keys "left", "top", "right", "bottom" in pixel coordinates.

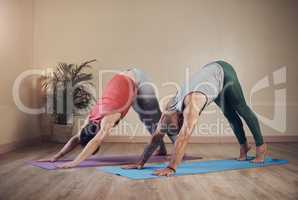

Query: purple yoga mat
[{"left": 28, "top": 155, "right": 202, "bottom": 170}]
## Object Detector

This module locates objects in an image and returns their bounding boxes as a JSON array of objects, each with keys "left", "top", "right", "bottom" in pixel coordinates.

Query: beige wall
[
  {"left": 0, "top": 0, "right": 40, "bottom": 146},
  {"left": 33, "top": 0, "right": 298, "bottom": 137},
  {"left": 2, "top": 0, "right": 296, "bottom": 144}
]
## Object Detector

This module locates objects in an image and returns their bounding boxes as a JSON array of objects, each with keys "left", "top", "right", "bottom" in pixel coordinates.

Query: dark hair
[
  {"left": 80, "top": 122, "right": 101, "bottom": 155},
  {"left": 160, "top": 112, "right": 183, "bottom": 136}
]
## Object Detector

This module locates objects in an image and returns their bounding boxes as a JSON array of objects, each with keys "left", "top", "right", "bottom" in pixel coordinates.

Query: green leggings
[{"left": 214, "top": 61, "right": 264, "bottom": 146}]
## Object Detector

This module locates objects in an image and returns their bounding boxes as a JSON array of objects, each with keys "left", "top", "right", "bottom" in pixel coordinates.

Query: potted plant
[{"left": 41, "top": 59, "right": 96, "bottom": 142}]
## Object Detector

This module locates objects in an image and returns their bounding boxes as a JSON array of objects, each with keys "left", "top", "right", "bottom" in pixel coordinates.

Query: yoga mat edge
[{"left": 97, "top": 157, "right": 288, "bottom": 180}]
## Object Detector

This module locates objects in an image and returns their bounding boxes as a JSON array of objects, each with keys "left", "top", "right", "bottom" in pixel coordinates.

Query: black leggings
[
  {"left": 132, "top": 85, "right": 170, "bottom": 150},
  {"left": 214, "top": 61, "right": 264, "bottom": 146}
]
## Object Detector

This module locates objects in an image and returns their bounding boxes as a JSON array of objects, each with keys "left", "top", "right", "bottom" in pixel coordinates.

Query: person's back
[
  {"left": 89, "top": 74, "right": 137, "bottom": 124},
  {"left": 169, "top": 61, "right": 224, "bottom": 113}
]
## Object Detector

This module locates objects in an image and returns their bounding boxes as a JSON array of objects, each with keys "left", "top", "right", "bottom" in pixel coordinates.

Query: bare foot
[
  {"left": 237, "top": 143, "right": 252, "bottom": 161},
  {"left": 251, "top": 144, "right": 267, "bottom": 163}
]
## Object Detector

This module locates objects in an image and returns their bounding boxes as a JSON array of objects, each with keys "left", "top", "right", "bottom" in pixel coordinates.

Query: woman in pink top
[{"left": 40, "top": 69, "right": 170, "bottom": 168}]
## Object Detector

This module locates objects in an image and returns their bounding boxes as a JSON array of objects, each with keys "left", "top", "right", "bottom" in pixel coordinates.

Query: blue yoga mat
[{"left": 98, "top": 157, "right": 288, "bottom": 180}]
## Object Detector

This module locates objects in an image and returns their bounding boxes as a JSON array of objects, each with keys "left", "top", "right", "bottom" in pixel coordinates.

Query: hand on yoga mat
[
  {"left": 121, "top": 163, "right": 144, "bottom": 170},
  {"left": 56, "top": 161, "right": 79, "bottom": 169},
  {"left": 37, "top": 155, "right": 59, "bottom": 162},
  {"left": 153, "top": 167, "right": 175, "bottom": 177}
]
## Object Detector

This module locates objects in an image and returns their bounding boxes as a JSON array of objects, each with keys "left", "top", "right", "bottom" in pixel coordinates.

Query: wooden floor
[{"left": 0, "top": 142, "right": 297, "bottom": 200}]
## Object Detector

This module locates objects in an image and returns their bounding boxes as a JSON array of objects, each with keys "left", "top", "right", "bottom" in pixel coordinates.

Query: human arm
[
  {"left": 57, "top": 112, "right": 121, "bottom": 168},
  {"left": 38, "top": 118, "right": 89, "bottom": 162},
  {"left": 154, "top": 93, "right": 206, "bottom": 176},
  {"left": 122, "top": 114, "right": 168, "bottom": 169}
]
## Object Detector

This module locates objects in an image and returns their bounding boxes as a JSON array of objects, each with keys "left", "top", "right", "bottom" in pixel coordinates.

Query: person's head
[
  {"left": 159, "top": 97, "right": 184, "bottom": 134},
  {"left": 80, "top": 122, "right": 101, "bottom": 155},
  {"left": 159, "top": 110, "right": 184, "bottom": 135}
]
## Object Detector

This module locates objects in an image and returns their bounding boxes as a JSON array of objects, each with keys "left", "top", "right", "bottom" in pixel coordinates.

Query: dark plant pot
[
  {"left": 56, "top": 114, "right": 67, "bottom": 125},
  {"left": 51, "top": 124, "right": 74, "bottom": 143},
  {"left": 55, "top": 113, "right": 73, "bottom": 125}
]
